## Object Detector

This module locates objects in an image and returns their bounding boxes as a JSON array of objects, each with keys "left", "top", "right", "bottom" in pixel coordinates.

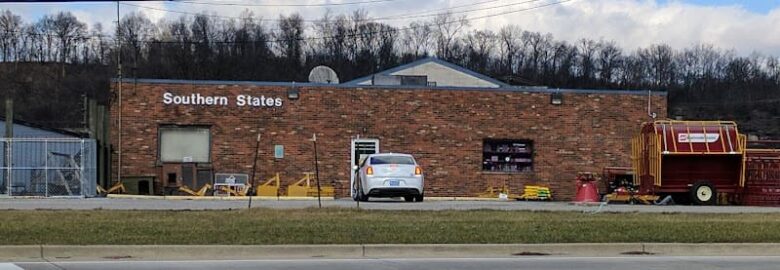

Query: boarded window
[
  {"left": 482, "top": 139, "right": 533, "bottom": 172},
  {"left": 159, "top": 126, "right": 210, "bottom": 163}
]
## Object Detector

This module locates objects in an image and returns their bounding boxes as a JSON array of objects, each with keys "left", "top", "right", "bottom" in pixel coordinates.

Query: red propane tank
[{"left": 573, "top": 173, "right": 600, "bottom": 203}]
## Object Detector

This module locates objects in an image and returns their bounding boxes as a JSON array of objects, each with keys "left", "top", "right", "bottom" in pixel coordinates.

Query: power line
[
  {"left": 123, "top": 0, "right": 546, "bottom": 23},
  {"left": 469, "top": 0, "right": 572, "bottom": 21},
  {"left": 120, "top": 2, "right": 298, "bottom": 22},
  {"left": 375, "top": 0, "right": 546, "bottom": 21},
  {"left": 134, "top": 0, "right": 575, "bottom": 44},
  {"left": 176, "top": 0, "right": 400, "bottom": 7},
  {"left": 172, "top": 0, "right": 505, "bottom": 21},
  {"left": 373, "top": 0, "right": 504, "bottom": 20},
  {"left": 2, "top": 0, "right": 574, "bottom": 44}
]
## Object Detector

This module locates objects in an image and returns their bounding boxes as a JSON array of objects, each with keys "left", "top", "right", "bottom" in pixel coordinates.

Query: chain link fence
[{"left": 0, "top": 138, "right": 96, "bottom": 197}]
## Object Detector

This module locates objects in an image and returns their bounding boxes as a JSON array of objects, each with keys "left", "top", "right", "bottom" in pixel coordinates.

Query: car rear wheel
[
  {"left": 414, "top": 194, "right": 424, "bottom": 202},
  {"left": 404, "top": 196, "right": 414, "bottom": 202},
  {"left": 356, "top": 183, "right": 368, "bottom": 202},
  {"left": 690, "top": 181, "right": 716, "bottom": 205},
  {"left": 353, "top": 174, "right": 368, "bottom": 202}
]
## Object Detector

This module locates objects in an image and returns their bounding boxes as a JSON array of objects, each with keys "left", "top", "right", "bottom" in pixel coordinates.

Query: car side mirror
[{"left": 352, "top": 165, "right": 359, "bottom": 171}]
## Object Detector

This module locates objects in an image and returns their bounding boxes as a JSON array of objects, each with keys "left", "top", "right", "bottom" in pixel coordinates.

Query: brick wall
[{"left": 110, "top": 81, "right": 667, "bottom": 199}]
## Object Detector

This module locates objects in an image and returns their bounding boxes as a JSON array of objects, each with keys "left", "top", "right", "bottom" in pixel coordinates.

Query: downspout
[{"left": 647, "top": 90, "right": 657, "bottom": 119}]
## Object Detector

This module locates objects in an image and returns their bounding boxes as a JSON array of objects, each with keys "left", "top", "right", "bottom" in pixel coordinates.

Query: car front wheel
[{"left": 415, "top": 194, "right": 424, "bottom": 202}]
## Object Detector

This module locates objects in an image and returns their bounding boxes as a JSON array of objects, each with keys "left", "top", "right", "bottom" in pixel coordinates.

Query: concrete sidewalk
[{"left": 3, "top": 243, "right": 780, "bottom": 262}]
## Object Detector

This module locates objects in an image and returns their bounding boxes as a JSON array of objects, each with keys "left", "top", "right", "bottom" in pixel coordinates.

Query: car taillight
[
  {"left": 366, "top": 166, "right": 374, "bottom": 175},
  {"left": 415, "top": 166, "right": 422, "bottom": 175}
]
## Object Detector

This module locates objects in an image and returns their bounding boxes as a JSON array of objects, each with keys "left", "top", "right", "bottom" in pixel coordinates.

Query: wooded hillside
[{"left": 0, "top": 10, "right": 777, "bottom": 138}]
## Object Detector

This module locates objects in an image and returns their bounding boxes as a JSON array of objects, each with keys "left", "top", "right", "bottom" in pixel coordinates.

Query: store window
[
  {"left": 482, "top": 139, "right": 533, "bottom": 172},
  {"left": 159, "top": 126, "right": 210, "bottom": 163}
]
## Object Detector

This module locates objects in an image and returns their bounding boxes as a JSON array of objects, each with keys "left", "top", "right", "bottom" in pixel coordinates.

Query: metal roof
[
  {"left": 113, "top": 78, "right": 666, "bottom": 96},
  {"left": 0, "top": 116, "right": 82, "bottom": 138},
  {"left": 341, "top": 57, "right": 512, "bottom": 88}
]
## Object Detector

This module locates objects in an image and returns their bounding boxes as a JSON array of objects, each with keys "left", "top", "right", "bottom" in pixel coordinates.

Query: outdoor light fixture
[
  {"left": 287, "top": 87, "right": 299, "bottom": 100},
  {"left": 551, "top": 92, "right": 563, "bottom": 105}
]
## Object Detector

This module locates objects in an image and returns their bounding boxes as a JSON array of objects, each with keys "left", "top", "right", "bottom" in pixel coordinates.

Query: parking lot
[{"left": 2, "top": 197, "right": 780, "bottom": 213}]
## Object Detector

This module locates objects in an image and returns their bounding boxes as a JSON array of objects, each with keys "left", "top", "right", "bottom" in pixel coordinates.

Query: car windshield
[{"left": 370, "top": 156, "right": 415, "bottom": 165}]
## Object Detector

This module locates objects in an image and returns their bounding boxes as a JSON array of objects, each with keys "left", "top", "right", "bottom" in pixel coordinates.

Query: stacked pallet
[{"left": 519, "top": 185, "right": 552, "bottom": 201}]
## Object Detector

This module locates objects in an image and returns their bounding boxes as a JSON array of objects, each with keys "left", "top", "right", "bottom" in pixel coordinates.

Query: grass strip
[{"left": 1, "top": 208, "right": 779, "bottom": 245}]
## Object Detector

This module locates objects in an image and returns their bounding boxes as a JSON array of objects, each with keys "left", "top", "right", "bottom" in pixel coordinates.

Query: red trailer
[{"left": 632, "top": 120, "right": 747, "bottom": 204}]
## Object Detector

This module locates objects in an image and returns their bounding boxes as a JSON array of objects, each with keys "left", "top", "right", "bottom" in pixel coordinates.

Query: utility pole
[
  {"left": 116, "top": 0, "right": 123, "bottom": 186},
  {"left": 313, "top": 133, "right": 322, "bottom": 209}
]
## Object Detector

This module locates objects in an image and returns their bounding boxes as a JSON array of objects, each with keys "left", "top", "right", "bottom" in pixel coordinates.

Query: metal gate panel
[{"left": 0, "top": 138, "right": 96, "bottom": 197}]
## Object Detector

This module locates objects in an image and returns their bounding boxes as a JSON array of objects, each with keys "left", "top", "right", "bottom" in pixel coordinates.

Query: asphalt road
[
  {"left": 2, "top": 197, "right": 780, "bottom": 213},
  {"left": 9, "top": 256, "right": 780, "bottom": 270}
]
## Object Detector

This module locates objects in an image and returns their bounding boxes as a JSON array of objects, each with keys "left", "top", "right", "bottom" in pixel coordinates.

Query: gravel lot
[{"left": 1, "top": 197, "right": 780, "bottom": 213}]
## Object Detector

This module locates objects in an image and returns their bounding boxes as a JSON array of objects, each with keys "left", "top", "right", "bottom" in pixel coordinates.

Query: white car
[{"left": 352, "top": 153, "right": 424, "bottom": 202}]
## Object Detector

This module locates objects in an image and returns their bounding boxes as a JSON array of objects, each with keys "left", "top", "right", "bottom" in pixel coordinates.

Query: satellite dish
[{"left": 308, "top": 65, "right": 340, "bottom": 84}]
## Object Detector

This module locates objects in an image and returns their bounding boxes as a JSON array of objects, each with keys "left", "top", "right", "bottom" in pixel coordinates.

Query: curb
[
  {"left": 106, "top": 194, "right": 336, "bottom": 201},
  {"left": 41, "top": 245, "right": 362, "bottom": 261},
  {"left": 3, "top": 243, "right": 780, "bottom": 262},
  {"left": 643, "top": 243, "right": 780, "bottom": 256},
  {"left": 0, "top": 246, "right": 42, "bottom": 262},
  {"left": 104, "top": 195, "right": 501, "bottom": 201},
  {"left": 362, "top": 243, "right": 643, "bottom": 257}
]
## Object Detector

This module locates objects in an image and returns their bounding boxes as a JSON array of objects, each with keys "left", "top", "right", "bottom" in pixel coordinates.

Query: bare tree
[
  {"left": 119, "top": 12, "right": 156, "bottom": 77},
  {"left": 577, "top": 38, "right": 599, "bottom": 84},
  {"left": 641, "top": 44, "right": 676, "bottom": 88},
  {"left": 497, "top": 25, "right": 521, "bottom": 75},
  {"left": 50, "top": 12, "right": 86, "bottom": 67},
  {"left": 376, "top": 24, "right": 397, "bottom": 70},
  {"left": 275, "top": 13, "right": 305, "bottom": 81},
  {"left": 597, "top": 40, "right": 621, "bottom": 85},
  {"left": 433, "top": 12, "right": 468, "bottom": 60},
  {"left": 549, "top": 41, "right": 577, "bottom": 86},
  {"left": 463, "top": 29, "right": 496, "bottom": 73},
  {"left": 403, "top": 21, "right": 433, "bottom": 58},
  {"left": 519, "top": 31, "right": 552, "bottom": 83},
  {"left": 0, "top": 10, "right": 22, "bottom": 62}
]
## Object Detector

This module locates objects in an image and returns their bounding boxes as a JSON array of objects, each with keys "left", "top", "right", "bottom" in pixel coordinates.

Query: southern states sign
[
  {"left": 162, "top": 92, "right": 283, "bottom": 107},
  {"left": 678, "top": 133, "right": 719, "bottom": 143}
]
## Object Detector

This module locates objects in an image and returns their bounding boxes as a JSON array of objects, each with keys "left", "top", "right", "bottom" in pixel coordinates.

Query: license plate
[{"left": 388, "top": 180, "right": 400, "bottom": 186}]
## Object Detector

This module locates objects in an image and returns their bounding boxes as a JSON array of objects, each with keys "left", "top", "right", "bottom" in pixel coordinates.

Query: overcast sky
[{"left": 1, "top": 0, "right": 779, "bottom": 56}]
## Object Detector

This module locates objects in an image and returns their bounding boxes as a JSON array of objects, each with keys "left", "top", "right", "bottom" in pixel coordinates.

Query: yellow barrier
[
  {"left": 97, "top": 182, "right": 126, "bottom": 195},
  {"left": 476, "top": 185, "right": 517, "bottom": 199},
  {"left": 256, "top": 173, "right": 280, "bottom": 197},
  {"left": 178, "top": 184, "right": 212, "bottom": 196},
  {"left": 286, "top": 172, "right": 335, "bottom": 197}
]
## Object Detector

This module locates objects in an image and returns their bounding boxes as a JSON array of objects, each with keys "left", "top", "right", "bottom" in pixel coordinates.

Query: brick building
[{"left": 110, "top": 59, "right": 667, "bottom": 199}]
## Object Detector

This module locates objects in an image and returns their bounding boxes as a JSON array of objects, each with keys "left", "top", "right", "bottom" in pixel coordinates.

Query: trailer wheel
[{"left": 690, "top": 181, "right": 717, "bottom": 205}]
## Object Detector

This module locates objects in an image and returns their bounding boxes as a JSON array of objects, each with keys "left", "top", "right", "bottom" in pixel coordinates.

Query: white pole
[
  {"left": 44, "top": 140, "right": 48, "bottom": 197},
  {"left": 116, "top": 1, "right": 124, "bottom": 187}
]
